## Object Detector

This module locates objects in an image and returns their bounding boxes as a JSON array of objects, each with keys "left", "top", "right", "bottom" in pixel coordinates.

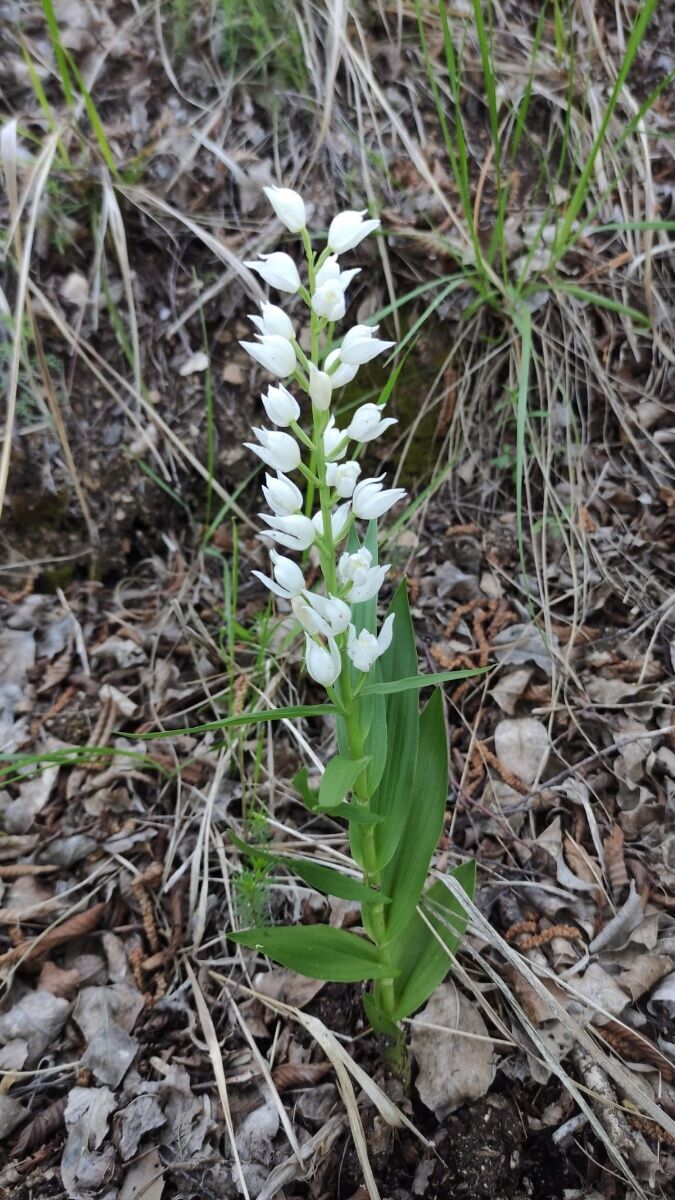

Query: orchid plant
[{"left": 230, "top": 186, "right": 476, "bottom": 1057}]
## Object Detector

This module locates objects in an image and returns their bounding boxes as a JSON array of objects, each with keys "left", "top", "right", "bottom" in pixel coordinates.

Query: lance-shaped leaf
[
  {"left": 319, "top": 754, "right": 370, "bottom": 808},
  {"left": 229, "top": 830, "right": 389, "bottom": 905},
  {"left": 386, "top": 860, "right": 476, "bottom": 1021},
  {"left": 292, "top": 767, "right": 384, "bottom": 824},
  {"left": 368, "top": 580, "right": 420, "bottom": 871},
  {"left": 230, "top": 924, "right": 397, "bottom": 982},
  {"left": 379, "top": 687, "right": 448, "bottom": 943}
]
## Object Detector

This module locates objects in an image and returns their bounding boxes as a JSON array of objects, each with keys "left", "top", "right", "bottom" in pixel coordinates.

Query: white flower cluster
[{"left": 242, "top": 186, "right": 406, "bottom": 690}]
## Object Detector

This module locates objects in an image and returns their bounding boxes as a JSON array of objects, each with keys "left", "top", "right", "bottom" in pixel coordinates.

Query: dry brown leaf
[
  {"left": 617, "top": 954, "right": 673, "bottom": 1003},
  {"left": 603, "top": 825, "right": 629, "bottom": 893},
  {"left": 411, "top": 982, "right": 494, "bottom": 1117},
  {"left": 271, "top": 1061, "right": 333, "bottom": 1093},
  {"left": 0, "top": 1094, "right": 28, "bottom": 1141},
  {"left": 494, "top": 718, "right": 550, "bottom": 786},
  {"left": 11, "top": 1095, "right": 67, "bottom": 1157},
  {"left": 38, "top": 962, "right": 82, "bottom": 999}
]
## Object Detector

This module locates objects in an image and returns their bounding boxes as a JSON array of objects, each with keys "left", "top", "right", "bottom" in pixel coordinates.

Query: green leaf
[
  {"left": 135, "top": 703, "right": 338, "bottom": 741},
  {"left": 369, "top": 581, "right": 420, "bottom": 871},
  {"left": 388, "top": 860, "right": 475, "bottom": 1020},
  {"left": 363, "top": 991, "right": 398, "bottom": 1038},
  {"left": 319, "top": 755, "right": 370, "bottom": 808},
  {"left": 361, "top": 666, "right": 488, "bottom": 696},
  {"left": 380, "top": 689, "right": 448, "bottom": 943},
  {"left": 230, "top": 924, "right": 397, "bottom": 982},
  {"left": 291, "top": 769, "right": 384, "bottom": 824},
  {"left": 229, "top": 830, "right": 388, "bottom": 905}
]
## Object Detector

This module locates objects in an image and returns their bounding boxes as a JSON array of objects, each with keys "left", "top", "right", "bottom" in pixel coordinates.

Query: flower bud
[
  {"left": 262, "top": 472, "right": 303, "bottom": 515},
  {"left": 244, "top": 252, "right": 301, "bottom": 294},
  {"left": 347, "top": 613, "right": 395, "bottom": 673},
  {"left": 351, "top": 476, "right": 406, "bottom": 520},
  {"left": 326, "top": 460, "right": 361, "bottom": 498},
  {"left": 262, "top": 185, "right": 307, "bottom": 233},
  {"left": 328, "top": 209, "right": 380, "bottom": 254},
  {"left": 323, "top": 415, "right": 348, "bottom": 461},
  {"left": 340, "top": 324, "right": 395, "bottom": 366},
  {"left": 261, "top": 383, "right": 300, "bottom": 426},
  {"left": 308, "top": 365, "right": 333, "bottom": 412},
  {"left": 344, "top": 402, "right": 397, "bottom": 443},
  {"left": 304, "top": 635, "right": 342, "bottom": 687},
  {"left": 241, "top": 335, "right": 297, "bottom": 378},
  {"left": 249, "top": 301, "right": 294, "bottom": 340},
  {"left": 244, "top": 427, "right": 301, "bottom": 472}
]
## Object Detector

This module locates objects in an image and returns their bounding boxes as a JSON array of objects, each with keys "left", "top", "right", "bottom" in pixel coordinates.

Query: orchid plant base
[{"left": 229, "top": 187, "right": 476, "bottom": 1054}]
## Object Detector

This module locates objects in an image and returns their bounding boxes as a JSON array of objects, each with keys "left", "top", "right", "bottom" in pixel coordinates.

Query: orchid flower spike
[
  {"left": 344, "top": 402, "right": 397, "bottom": 443},
  {"left": 347, "top": 613, "right": 395, "bottom": 673},
  {"left": 252, "top": 549, "right": 305, "bottom": 600},
  {"left": 262, "top": 185, "right": 306, "bottom": 233},
  {"left": 244, "top": 251, "right": 301, "bottom": 294},
  {"left": 305, "top": 635, "right": 342, "bottom": 687},
  {"left": 328, "top": 210, "right": 380, "bottom": 254},
  {"left": 244, "top": 427, "right": 301, "bottom": 473},
  {"left": 240, "top": 334, "right": 296, "bottom": 378}
]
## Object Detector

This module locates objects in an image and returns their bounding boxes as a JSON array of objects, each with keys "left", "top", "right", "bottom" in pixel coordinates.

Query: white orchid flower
[
  {"left": 347, "top": 613, "right": 395, "bottom": 673},
  {"left": 312, "top": 502, "right": 351, "bottom": 543},
  {"left": 338, "top": 548, "right": 389, "bottom": 602},
  {"left": 304, "top": 591, "right": 351, "bottom": 635},
  {"left": 259, "top": 512, "right": 316, "bottom": 551},
  {"left": 248, "top": 301, "right": 295, "bottom": 340},
  {"left": 323, "top": 415, "right": 349, "bottom": 461},
  {"left": 252, "top": 549, "right": 306, "bottom": 599},
  {"left": 324, "top": 348, "right": 358, "bottom": 388},
  {"left": 326, "top": 460, "right": 361, "bottom": 498},
  {"left": 308, "top": 365, "right": 333, "bottom": 411},
  {"left": 344, "top": 402, "right": 397, "bottom": 443},
  {"left": 261, "top": 383, "right": 300, "bottom": 426},
  {"left": 244, "top": 427, "right": 301, "bottom": 472},
  {"left": 328, "top": 210, "right": 380, "bottom": 254},
  {"left": 351, "top": 475, "right": 406, "bottom": 520},
  {"left": 311, "top": 256, "right": 361, "bottom": 321},
  {"left": 240, "top": 334, "right": 296, "bottom": 378},
  {"left": 292, "top": 595, "right": 332, "bottom": 638},
  {"left": 244, "top": 251, "right": 301, "bottom": 293},
  {"left": 340, "top": 324, "right": 395, "bottom": 366},
  {"left": 262, "top": 185, "right": 306, "bottom": 233},
  {"left": 304, "top": 635, "right": 342, "bottom": 686},
  {"left": 261, "top": 472, "right": 303, "bottom": 516}
]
